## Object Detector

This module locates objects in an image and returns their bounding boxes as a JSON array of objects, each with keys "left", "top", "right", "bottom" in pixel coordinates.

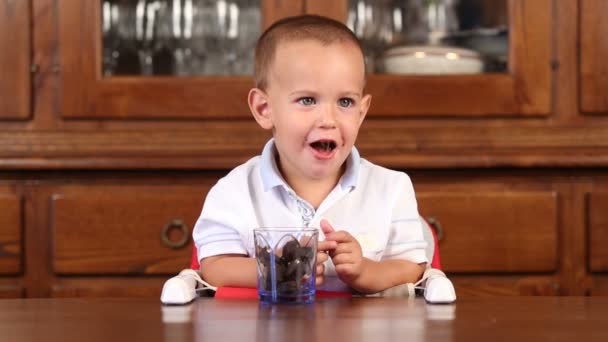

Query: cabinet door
[
  {"left": 418, "top": 191, "right": 558, "bottom": 273},
  {"left": 417, "top": 189, "right": 559, "bottom": 296},
  {"left": 580, "top": 0, "right": 608, "bottom": 114},
  {"left": 58, "top": 0, "right": 303, "bottom": 119},
  {"left": 59, "top": 0, "right": 551, "bottom": 119},
  {"left": 306, "top": 0, "right": 552, "bottom": 116},
  {"left": 50, "top": 184, "right": 212, "bottom": 275},
  {"left": 0, "top": 0, "right": 31, "bottom": 119}
]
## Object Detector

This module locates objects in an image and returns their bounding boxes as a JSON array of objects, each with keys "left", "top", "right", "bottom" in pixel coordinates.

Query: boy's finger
[
  {"left": 323, "top": 230, "right": 354, "bottom": 243},
  {"left": 331, "top": 253, "right": 356, "bottom": 266},
  {"left": 318, "top": 240, "right": 337, "bottom": 251},
  {"left": 320, "top": 219, "right": 335, "bottom": 235},
  {"left": 333, "top": 242, "right": 358, "bottom": 255},
  {"left": 316, "top": 251, "right": 329, "bottom": 264}
]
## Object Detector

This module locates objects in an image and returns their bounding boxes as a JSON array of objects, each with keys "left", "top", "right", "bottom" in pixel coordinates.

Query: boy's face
[{"left": 249, "top": 39, "right": 371, "bottom": 184}]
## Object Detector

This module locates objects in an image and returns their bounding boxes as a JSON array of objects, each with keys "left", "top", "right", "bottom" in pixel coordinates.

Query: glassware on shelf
[
  {"left": 103, "top": 0, "right": 142, "bottom": 75},
  {"left": 101, "top": 0, "right": 260, "bottom": 76},
  {"left": 347, "top": 0, "right": 509, "bottom": 75}
]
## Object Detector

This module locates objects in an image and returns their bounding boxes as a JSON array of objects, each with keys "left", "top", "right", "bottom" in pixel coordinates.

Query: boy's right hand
[{"left": 316, "top": 237, "right": 337, "bottom": 286}]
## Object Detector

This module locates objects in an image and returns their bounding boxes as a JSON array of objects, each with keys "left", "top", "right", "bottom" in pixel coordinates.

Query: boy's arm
[
  {"left": 321, "top": 220, "right": 426, "bottom": 294},
  {"left": 200, "top": 254, "right": 258, "bottom": 288},
  {"left": 347, "top": 258, "right": 426, "bottom": 294}
]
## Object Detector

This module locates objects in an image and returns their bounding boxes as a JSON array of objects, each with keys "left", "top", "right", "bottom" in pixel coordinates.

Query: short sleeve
[
  {"left": 381, "top": 174, "right": 428, "bottom": 264},
  {"left": 192, "top": 182, "right": 249, "bottom": 262}
]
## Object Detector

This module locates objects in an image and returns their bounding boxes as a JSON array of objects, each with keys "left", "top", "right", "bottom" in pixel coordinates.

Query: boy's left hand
[{"left": 320, "top": 219, "right": 366, "bottom": 285}]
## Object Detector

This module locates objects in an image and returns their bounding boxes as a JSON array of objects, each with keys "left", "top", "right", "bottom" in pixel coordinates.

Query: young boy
[{"left": 193, "top": 14, "right": 427, "bottom": 294}]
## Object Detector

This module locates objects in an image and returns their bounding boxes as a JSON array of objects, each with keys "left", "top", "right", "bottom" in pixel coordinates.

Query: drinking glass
[{"left": 254, "top": 228, "right": 318, "bottom": 304}]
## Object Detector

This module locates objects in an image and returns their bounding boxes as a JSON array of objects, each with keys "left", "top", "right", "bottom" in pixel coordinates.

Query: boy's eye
[
  {"left": 297, "top": 97, "right": 315, "bottom": 106},
  {"left": 338, "top": 98, "right": 354, "bottom": 107}
]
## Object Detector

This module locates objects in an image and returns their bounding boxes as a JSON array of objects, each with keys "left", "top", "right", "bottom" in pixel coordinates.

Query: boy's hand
[{"left": 320, "top": 219, "right": 366, "bottom": 285}]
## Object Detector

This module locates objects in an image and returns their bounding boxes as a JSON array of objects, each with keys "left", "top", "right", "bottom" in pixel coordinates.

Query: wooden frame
[{"left": 59, "top": 0, "right": 552, "bottom": 119}]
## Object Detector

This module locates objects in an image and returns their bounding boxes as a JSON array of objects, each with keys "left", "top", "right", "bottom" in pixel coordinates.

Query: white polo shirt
[{"left": 193, "top": 139, "right": 427, "bottom": 290}]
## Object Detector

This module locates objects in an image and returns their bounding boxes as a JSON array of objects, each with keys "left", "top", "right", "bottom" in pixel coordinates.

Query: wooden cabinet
[
  {"left": 580, "top": 0, "right": 608, "bottom": 114},
  {"left": 58, "top": 0, "right": 551, "bottom": 119},
  {"left": 0, "top": 0, "right": 31, "bottom": 119}
]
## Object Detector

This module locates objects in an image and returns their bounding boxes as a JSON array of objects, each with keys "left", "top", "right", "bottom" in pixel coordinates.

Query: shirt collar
[{"left": 260, "top": 138, "right": 360, "bottom": 192}]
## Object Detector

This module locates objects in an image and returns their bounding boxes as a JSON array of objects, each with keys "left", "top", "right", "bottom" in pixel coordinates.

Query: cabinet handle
[
  {"left": 425, "top": 216, "right": 445, "bottom": 242},
  {"left": 161, "top": 219, "right": 190, "bottom": 249}
]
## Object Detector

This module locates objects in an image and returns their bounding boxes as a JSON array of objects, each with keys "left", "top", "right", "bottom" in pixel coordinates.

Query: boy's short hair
[{"left": 254, "top": 14, "right": 365, "bottom": 90}]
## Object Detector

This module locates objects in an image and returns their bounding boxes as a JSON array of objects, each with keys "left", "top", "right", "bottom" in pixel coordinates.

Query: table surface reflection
[{"left": 1, "top": 296, "right": 608, "bottom": 341}]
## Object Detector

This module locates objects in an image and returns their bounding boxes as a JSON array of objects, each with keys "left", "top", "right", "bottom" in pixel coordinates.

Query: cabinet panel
[
  {"left": 51, "top": 185, "right": 211, "bottom": 275},
  {"left": 418, "top": 191, "right": 558, "bottom": 273},
  {"left": 0, "top": 193, "right": 22, "bottom": 275},
  {"left": 589, "top": 193, "right": 608, "bottom": 272},
  {"left": 580, "top": 0, "right": 608, "bottom": 114},
  {"left": 0, "top": 0, "right": 31, "bottom": 119}
]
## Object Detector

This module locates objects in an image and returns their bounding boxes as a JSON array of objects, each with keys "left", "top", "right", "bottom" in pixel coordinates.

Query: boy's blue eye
[
  {"left": 297, "top": 97, "right": 315, "bottom": 106},
  {"left": 338, "top": 98, "right": 354, "bottom": 107}
]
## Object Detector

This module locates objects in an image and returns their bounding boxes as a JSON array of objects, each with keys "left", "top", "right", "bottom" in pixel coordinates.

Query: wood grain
[
  {"left": 0, "top": 193, "right": 22, "bottom": 274},
  {"left": 580, "top": 0, "right": 608, "bottom": 114},
  {"left": 418, "top": 191, "right": 558, "bottom": 272},
  {"left": 0, "top": 0, "right": 31, "bottom": 119}
]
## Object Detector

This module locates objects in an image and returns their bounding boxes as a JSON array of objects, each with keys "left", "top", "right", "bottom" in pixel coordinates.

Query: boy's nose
[{"left": 318, "top": 104, "right": 337, "bottom": 128}]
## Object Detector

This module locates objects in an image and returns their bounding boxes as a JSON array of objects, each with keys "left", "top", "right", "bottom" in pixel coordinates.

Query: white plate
[{"left": 382, "top": 45, "right": 483, "bottom": 75}]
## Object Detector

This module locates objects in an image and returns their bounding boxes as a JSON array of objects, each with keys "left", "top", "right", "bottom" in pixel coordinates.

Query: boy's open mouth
[{"left": 310, "top": 140, "right": 337, "bottom": 153}]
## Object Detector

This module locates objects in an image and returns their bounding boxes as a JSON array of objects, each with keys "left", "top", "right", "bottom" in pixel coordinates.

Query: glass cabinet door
[
  {"left": 59, "top": 0, "right": 303, "bottom": 119},
  {"left": 306, "top": 0, "right": 552, "bottom": 116},
  {"left": 59, "top": 0, "right": 551, "bottom": 119},
  {"left": 0, "top": 0, "right": 31, "bottom": 120}
]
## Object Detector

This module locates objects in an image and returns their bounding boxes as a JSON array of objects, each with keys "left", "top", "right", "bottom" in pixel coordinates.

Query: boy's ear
[
  {"left": 358, "top": 94, "right": 372, "bottom": 124},
  {"left": 248, "top": 88, "right": 273, "bottom": 130}
]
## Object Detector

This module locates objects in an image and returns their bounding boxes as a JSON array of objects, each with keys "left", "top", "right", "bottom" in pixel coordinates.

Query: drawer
[
  {"left": 51, "top": 185, "right": 211, "bottom": 275},
  {"left": 417, "top": 191, "right": 558, "bottom": 273},
  {"left": 0, "top": 193, "right": 22, "bottom": 275},
  {"left": 589, "top": 193, "right": 608, "bottom": 272}
]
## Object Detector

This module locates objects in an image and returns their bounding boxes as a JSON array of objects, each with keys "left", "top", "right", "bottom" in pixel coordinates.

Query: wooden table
[{"left": 1, "top": 297, "right": 608, "bottom": 341}]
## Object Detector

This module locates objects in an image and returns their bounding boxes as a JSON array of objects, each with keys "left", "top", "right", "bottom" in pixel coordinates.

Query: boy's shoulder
[
  {"left": 359, "top": 158, "right": 411, "bottom": 184},
  {"left": 212, "top": 155, "right": 262, "bottom": 190}
]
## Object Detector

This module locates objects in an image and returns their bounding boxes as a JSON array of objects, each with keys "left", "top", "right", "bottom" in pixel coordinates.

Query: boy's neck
[{"left": 281, "top": 165, "right": 345, "bottom": 210}]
